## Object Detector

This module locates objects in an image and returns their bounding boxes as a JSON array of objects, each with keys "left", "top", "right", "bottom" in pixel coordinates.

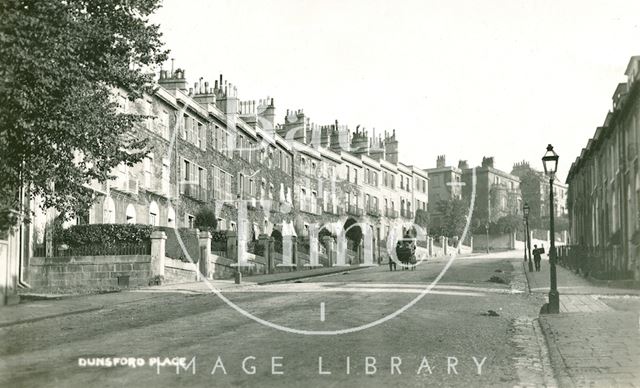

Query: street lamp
[
  {"left": 234, "top": 194, "right": 243, "bottom": 284},
  {"left": 542, "top": 144, "right": 559, "bottom": 313},
  {"left": 523, "top": 202, "right": 533, "bottom": 272},
  {"left": 485, "top": 223, "right": 489, "bottom": 254}
]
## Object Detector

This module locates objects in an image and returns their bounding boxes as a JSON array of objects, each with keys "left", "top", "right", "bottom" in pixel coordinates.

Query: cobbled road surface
[{"left": 1, "top": 252, "right": 549, "bottom": 387}]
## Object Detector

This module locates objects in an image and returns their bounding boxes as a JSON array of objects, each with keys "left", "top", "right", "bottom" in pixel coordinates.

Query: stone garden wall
[{"left": 29, "top": 255, "right": 152, "bottom": 289}]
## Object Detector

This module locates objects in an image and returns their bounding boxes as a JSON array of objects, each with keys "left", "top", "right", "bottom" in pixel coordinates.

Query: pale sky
[{"left": 152, "top": 0, "right": 640, "bottom": 181}]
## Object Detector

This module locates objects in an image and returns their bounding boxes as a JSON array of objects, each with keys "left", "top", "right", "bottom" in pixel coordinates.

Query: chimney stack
[{"left": 481, "top": 157, "right": 495, "bottom": 168}]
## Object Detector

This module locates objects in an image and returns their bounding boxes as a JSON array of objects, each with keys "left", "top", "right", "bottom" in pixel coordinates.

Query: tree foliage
[
  {"left": 0, "top": 0, "right": 168, "bottom": 229},
  {"left": 513, "top": 167, "right": 543, "bottom": 227},
  {"left": 540, "top": 215, "right": 570, "bottom": 232},
  {"left": 194, "top": 207, "right": 218, "bottom": 230},
  {"left": 430, "top": 198, "right": 469, "bottom": 239},
  {"left": 490, "top": 214, "right": 523, "bottom": 234},
  {"left": 413, "top": 208, "right": 429, "bottom": 232}
]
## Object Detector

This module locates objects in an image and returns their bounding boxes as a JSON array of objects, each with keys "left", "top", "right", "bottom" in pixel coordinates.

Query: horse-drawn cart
[{"left": 392, "top": 240, "right": 417, "bottom": 270}]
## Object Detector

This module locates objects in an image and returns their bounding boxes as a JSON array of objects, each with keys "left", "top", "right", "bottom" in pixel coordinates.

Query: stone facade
[
  {"left": 28, "top": 61, "right": 433, "bottom": 271},
  {"left": 462, "top": 156, "right": 522, "bottom": 227},
  {"left": 277, "top": 112, "right": 430, "bottom": 249},
  {"left": 566, "top": 55, "right": 640, "bottom": 280},
  {"left": 424, "top": 156, "right": 465, "bottom": 230},
  {"left": 425, "top": 156, "right": 464, "bottom": 205},
  {"left": 511, "top": 160, "right": 568, "bottom": 224}
]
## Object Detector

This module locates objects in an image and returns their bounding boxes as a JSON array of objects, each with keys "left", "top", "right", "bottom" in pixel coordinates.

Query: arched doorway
[
  {"left": 167, "top": 206, "right": 176, "bottom": 228},
  {"left": 318, "top": 225, "right": 334, "bottom": 241},
  {"left": 343, "top": 217, "right": 363, "bottom": 252},
  {"left": 103, "top": 196, "right": 115, "bottom": 224},
  {"left": 148, "top": 201, "right": 159, "bottom": 226},
  {"left": 271, "top": 229, "right": 283, "bottom": 254},
  {"left": 125, "top": 204, "right": 136, "bottom": 224}
]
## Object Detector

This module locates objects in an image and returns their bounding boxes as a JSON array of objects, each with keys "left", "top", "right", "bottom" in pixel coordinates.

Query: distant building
[
  {"left": 462, "top": 157, "right": 522, "bottom": 227},
  {"left": 566, "top": 55, "right": 640, "bottom": 281},
  {"left": 424, "top": 156, "right": 464, "bottom": 228},
  {"left": 511, "top": 160, "right": 567, "bottom": 226},
  {"left": 425, "top": 156, "right": 465, "bottom": 204}
]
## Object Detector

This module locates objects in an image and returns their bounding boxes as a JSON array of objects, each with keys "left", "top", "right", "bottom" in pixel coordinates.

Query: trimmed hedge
[{"left": 55, "top": 224, "right": 154, "bottom": 247}]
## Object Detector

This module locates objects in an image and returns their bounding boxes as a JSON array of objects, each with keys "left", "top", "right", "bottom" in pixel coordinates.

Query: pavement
[{"left": 523, "top": 256, "right": 640, "bottom": 387}]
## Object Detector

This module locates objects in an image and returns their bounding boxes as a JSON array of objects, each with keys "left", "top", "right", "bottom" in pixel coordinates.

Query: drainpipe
[{"left": 17, "top": 165, "right": 30, "bottom": 288}]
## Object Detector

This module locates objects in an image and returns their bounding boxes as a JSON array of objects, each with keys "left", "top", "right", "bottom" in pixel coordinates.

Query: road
[{"left": 0, "top": 252, "right": 551, "bottom": 387}]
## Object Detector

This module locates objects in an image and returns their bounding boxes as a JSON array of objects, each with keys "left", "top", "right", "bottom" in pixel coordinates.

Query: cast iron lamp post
[
  {"left": 542, "top": 144, "right": 559, "bottom": 313},
  {"left": 523, "top": 203, "right": 533, "bottom": 272},
  {"left": 234, "top": 194, "right": 242, "bottom": 284},
  {"left": 485, "top": 223, "right": 489, "bottom": 254}
]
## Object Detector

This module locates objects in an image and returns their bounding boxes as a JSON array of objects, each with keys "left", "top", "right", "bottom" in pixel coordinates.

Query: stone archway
[
  {"left": 343, "top": 217, "right": 362, "bottom": 251},
  {"left": 270, "top": 229, "right": 283, "bottom": 254}
]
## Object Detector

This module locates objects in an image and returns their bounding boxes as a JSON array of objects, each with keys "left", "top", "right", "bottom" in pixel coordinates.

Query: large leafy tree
[
  {"left": 512, "top": 166, "right": 543, "bottom": 228},
  {"left": 0, "top": 0, "right": 168, "bottom": 229},
  {"left": 430, "top": 198, "right": 469, "bottom": 239},
  {"left": 540, "top": 215, "right": 569, "bottom": 232},
  {"left": 491, "top": 214, "right": 523, "bottom": 234},
  {"left": 413, "top": 208, "right": 429, "bottom": 232}
]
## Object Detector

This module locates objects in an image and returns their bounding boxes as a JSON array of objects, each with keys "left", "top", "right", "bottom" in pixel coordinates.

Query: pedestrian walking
[
  {"left": 533, "top": 244, "right": 541, "bottom": 271},
  {"left": 388, "top": 256, "right": 397, "bottom": 271},
  {"left": 388, "top": 244, "right": 399, "bottom": 271}
]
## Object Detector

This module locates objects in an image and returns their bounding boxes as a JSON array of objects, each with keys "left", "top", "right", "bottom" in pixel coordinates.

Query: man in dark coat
[
  {"left": 388, "top": 243, "right": 399, "bottom": 271},
  {"left": 533, "top": 244, "right": 542, "bottom": 271}
]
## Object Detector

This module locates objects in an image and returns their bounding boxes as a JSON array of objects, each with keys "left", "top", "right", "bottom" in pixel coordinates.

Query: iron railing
[
  {"left": 299, "top": 199, "right": 320, "bottom": 215},
  {"left": 366, "top": 207, "right": 381, "bottom": 217},
  {"left": 181, "top": 183, "right": 208, "bottom": 202},
  {"left": 347, "top": 205, "right": 363, "bottom": 216},
  {"left": 46, "top": 243, "right": 151, "bottom": 257},
  {"left": 401, "top": 209, "right": 414, "bottom": 219},
  {"left": 556, "top": 244, "right": 632, "bottom": 280},
  {"left": 385, "top": 209, "right": 399, "bottom": 218}
]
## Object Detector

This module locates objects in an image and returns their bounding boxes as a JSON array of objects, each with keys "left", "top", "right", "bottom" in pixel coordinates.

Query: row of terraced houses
[
  {"left": 25, "top": 64, "right": 429, "bottom": 261},
  {"left": 565, "top": 55, "right": 640, "bottom": 282}
]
